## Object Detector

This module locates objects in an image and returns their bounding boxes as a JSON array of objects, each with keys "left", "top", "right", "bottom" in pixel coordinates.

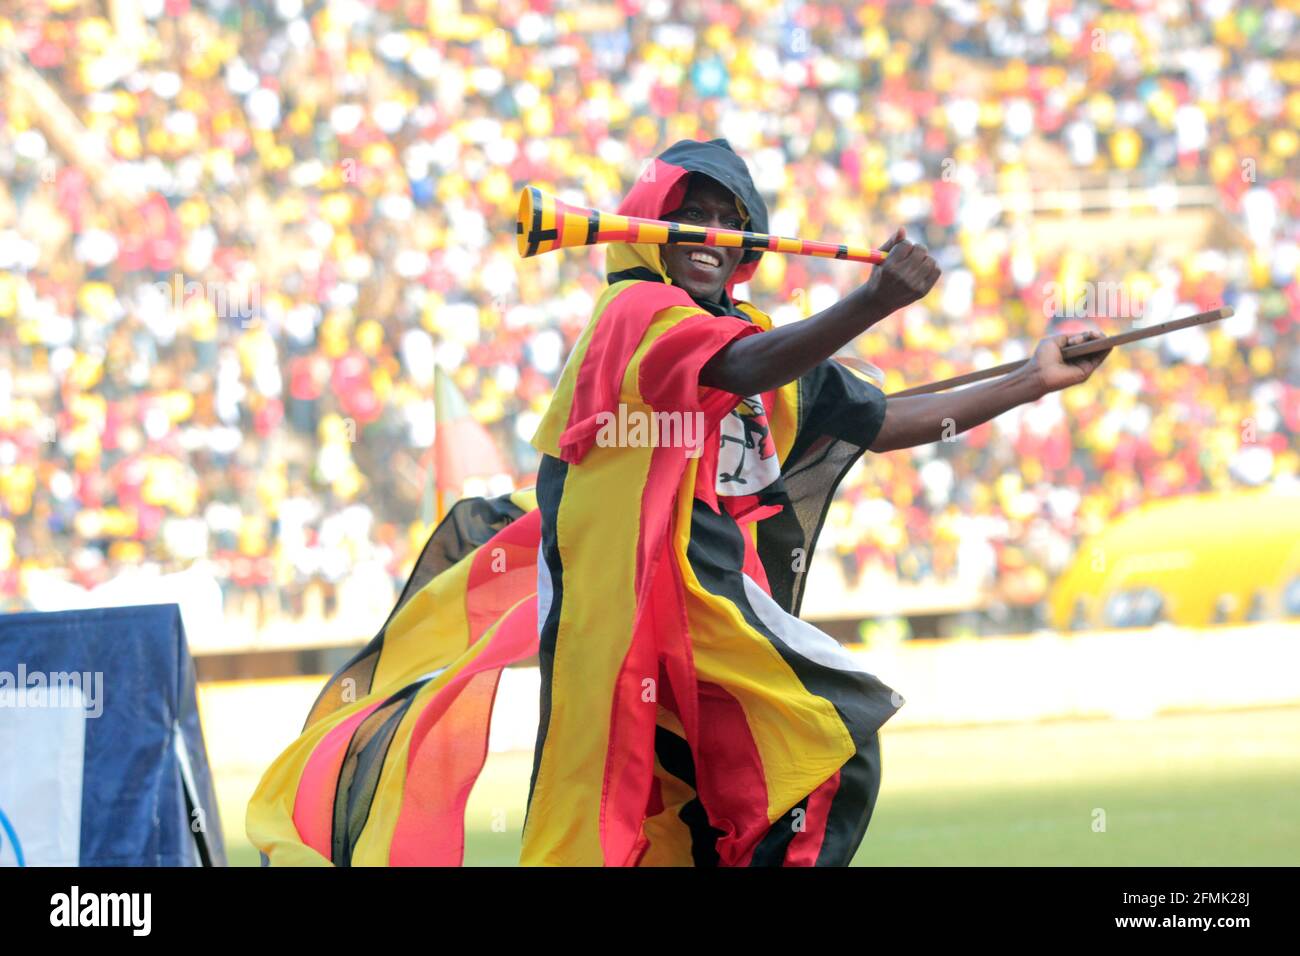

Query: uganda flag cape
[{"left": 247, "top": 139, "right": 903, "bottom": 866}]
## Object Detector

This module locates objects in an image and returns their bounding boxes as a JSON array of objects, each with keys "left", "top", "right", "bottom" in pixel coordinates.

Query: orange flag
[{"left": 425, "top": 366, "right": 510, "bottom": 523}]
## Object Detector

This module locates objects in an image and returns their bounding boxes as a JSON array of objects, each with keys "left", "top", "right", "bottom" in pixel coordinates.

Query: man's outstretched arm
[
  {"left": 867, "top": 331, "right": 1114, "bottom": 453},
  {"left": 700, "top": 228, "right": 939, "bottom": 396}
]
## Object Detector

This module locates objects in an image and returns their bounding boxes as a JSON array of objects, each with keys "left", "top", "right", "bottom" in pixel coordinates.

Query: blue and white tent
[{"left": 0, "top": 604, "right": 224, "bottom": 866}]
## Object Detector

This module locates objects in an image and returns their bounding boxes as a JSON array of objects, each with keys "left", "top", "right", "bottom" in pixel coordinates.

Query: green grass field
[{"left": 218, "top": 706, "right": 1300, "bottom": 866}]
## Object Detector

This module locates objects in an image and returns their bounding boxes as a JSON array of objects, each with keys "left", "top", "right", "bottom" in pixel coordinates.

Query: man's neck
[{"left": 692, "top": 287, "right": 737, "bottom": 317}]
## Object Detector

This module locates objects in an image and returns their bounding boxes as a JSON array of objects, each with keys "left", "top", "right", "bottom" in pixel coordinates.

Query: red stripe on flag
[
  {"left": 557, "top": 282, "right": 695, "bottom": 463},
  {"left": 599, "top": 508, "right": 678, "bottom": 865},
  {"left": 465, "top": 509, "right": 542, "bottom": 647},
  {"left": 389, "top": 595, "right": 540, "bottom": 865},
  {"left": 692, "top": 680, "right": 771, "bottom": 867},
  {"left": 600, "top": 380, "right": 735, "bottom": 864},
  {"left": 601, "top": 474, "right": 680, "bottom": 861},
  {"left": 292, "top": 700, "right": 383, "bottom": 860},
  {"left": 388, "top": 668, "right": 500, "bottom": 866},
  {"left": 636, "top": 312, "right": 763, "bottom": 514},
  {"left": 596, "top": 311, "right": 770, "bottom": 861},
  {"left": 783, "top": 769, "right": 841, "bottom": 866},
  {"left": 654, "top": 572, "right": 701, "bottom": 786}
]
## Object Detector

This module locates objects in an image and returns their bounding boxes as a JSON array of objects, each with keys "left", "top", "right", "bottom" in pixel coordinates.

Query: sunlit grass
[{"left": 219, "top": 707, "right": 1300, "bottom": 866}]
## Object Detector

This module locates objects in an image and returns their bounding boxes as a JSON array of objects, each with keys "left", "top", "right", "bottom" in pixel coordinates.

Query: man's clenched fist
[{"left": 859, "top": 227, "right": 941, "bottom": 316}]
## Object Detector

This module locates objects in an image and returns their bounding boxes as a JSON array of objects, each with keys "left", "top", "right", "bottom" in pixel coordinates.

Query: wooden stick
[{"left": 885, "top": 306, "right": 1233, "bottom": 398}]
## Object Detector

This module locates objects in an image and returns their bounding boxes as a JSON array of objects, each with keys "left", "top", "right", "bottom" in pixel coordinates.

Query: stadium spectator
[{"left": 0, "top": 0, "right": 1295, "bottom": 631}]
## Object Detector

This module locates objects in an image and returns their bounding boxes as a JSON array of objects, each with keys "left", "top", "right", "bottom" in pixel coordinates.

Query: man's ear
[{"left": 733, "top": 194, "right": 750, "bottom": 227}]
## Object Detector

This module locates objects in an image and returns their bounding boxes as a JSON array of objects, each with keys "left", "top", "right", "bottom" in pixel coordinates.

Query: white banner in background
[
  {"left": 0, "top": 687, "right": 86, "bottom": 866},
  {"left": 22, "top": 567, "right": 224, "bottom": 651}
]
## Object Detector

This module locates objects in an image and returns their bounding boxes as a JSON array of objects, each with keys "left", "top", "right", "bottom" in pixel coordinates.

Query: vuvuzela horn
[{"left": 516, "top": 185, "right": 888, "bottom": 264}]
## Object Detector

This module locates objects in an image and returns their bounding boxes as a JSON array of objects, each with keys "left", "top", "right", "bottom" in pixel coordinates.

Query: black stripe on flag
[
  {"left": 815, "top": 736, "right": 883, "bottom": 867},
  {"left": 654, "top": 726, "right": 725, "bottom": 866},
  {"left": 684, "top": 499, "right": 897, "bottom": 866},
  {"left": 523, "top": 454, "right": 568, "bottom": 830},
  {"left": 332, "top": 679, "right": 430, "bottom": 866}
]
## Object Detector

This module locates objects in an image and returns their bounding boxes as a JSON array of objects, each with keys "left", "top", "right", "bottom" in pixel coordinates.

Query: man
[
  {"left": 520, "top": 138, "right": 1110, "bottom": 866},
  {"left": 247, "top": 138, "right": 1108, "bottom": 867}
]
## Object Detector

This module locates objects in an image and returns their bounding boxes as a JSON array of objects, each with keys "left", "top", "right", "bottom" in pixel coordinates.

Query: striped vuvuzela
[{"left": 516, "top": 185, "right": 888, "bottom": 264}]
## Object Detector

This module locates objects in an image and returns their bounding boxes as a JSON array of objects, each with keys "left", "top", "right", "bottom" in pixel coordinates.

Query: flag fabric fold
[{"left": 247, "top": 491, "right": 540, "bottom": 866}]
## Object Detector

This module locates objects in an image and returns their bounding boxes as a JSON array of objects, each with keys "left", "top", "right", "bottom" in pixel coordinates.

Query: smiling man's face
[{"left": 660, "top": 175, "right": 747, "bottom": 303}]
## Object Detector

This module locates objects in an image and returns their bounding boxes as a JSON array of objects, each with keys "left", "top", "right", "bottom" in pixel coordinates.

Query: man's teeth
[{"left": 689, "top": 251, "right": 721, "bottom": 267}]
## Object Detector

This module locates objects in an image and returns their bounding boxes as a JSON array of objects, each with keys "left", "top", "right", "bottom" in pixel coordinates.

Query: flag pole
[{"left": 433, "top": 365, "right": 446, "bottom": 525}]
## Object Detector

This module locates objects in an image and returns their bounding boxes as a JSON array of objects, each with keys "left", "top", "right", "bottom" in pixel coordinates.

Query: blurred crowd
[{"left": 0, "top": 0, "right": 1297, "bottom": 630}]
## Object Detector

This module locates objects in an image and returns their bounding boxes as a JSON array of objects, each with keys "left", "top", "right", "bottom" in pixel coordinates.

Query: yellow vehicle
[{"left": 1048, "top": 487, "right": 1300, "bottom": 630}]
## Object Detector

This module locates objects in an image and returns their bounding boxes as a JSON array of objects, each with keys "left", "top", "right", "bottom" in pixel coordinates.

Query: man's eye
[{"left": 676, "top": 207, "right": 742, "bottom": 229}]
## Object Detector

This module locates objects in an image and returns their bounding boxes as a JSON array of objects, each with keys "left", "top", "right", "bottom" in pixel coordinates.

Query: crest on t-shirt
[{"left": 717, "top": 395, "right": 780, "bottom": 495}]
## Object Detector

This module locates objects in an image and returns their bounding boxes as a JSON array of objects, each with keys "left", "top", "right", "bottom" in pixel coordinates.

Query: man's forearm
[
  {"left": 868, "top": 367, "right": 1046, "bottom": 453},
  {"left": 699, "top": 285, "right": 893, "bottom": 395}
]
